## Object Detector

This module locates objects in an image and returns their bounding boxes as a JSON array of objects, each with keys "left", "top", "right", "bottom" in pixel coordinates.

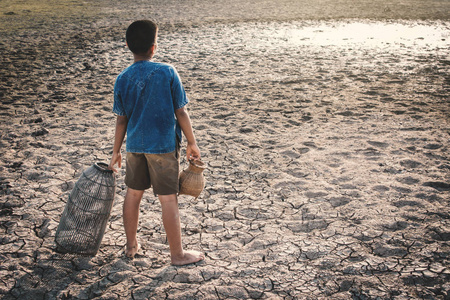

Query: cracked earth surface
[{"left": 1, "top": 1, "right": 449, "bottom": 299}]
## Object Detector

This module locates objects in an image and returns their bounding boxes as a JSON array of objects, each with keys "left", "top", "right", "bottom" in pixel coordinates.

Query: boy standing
[{"left": 109, "top": 20, "right": 204, "bottom": 266}]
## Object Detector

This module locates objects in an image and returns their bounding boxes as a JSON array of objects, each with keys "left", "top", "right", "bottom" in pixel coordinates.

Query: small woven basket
[
  {"left": 55, "top": 162, "right": 115, "bottom": 255},
  {"left": 179, "top": 159, "right": 206, "bottom": 199}
]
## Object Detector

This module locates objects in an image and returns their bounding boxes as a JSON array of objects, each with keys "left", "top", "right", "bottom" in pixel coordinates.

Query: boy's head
[{"left": 126, "top": 20, "right": 158, "bottom": 55}]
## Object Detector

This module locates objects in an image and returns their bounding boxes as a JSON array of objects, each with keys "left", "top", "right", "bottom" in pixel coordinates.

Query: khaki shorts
[{"left": 125, "top": 147, "right": 180, "bottom": 195}]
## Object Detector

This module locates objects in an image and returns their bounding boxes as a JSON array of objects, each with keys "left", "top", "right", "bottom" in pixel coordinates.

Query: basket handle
[
  {"left": 188, "top": 159, "right": 206, "bottom": 169},
  {"left": 94, "top": 162, "right": 114, "bottom": 173}
]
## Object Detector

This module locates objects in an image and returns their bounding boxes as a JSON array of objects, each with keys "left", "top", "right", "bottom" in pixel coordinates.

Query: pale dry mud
[{"left": 1, "top": 2, "right": 450, "bottom": 299}]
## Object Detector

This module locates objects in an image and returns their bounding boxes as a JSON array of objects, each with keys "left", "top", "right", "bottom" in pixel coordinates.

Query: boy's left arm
[{"left": 109, "top": 115, "right": 128, "bottom": 172}]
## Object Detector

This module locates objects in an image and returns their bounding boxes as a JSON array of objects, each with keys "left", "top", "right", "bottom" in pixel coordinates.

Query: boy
[{"left": 108, "top": 20, "right": 204, "bottom": 266}]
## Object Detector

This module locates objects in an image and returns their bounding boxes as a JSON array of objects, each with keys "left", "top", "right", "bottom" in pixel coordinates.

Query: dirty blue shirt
[{"left": 113, "top": 61, "right": 188, "bottom": 154}]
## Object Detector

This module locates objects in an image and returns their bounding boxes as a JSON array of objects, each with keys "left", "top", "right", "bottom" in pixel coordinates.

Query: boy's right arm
[
  {"left": 109, "top": 115, "right": 128, "bottom": 172},
  {"left": 175, "top": 106, "right": 200, "bottom": 161}
]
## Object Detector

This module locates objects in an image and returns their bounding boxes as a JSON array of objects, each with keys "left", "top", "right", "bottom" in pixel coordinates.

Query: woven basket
[
  {"left": 55, "top": 162, "right": 115, "bottom": 255},
  {"left": 179, "top": 159, "right": 206, "bottom": 199}
]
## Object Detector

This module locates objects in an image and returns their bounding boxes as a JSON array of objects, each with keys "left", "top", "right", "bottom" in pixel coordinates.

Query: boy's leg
[
  {"left": 158, "top": 194, "right": 204, "bottom": 265},
  {"left": 123, "top": 187, "right": 144, "bottom": 257}
]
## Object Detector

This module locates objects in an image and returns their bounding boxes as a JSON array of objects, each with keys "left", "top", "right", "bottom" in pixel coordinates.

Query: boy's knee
[
  {"left": 126, "top": 188, "right": 145, "bottom": 199},
  {"left": 158, "top": 194, "right": 177, "bottom": 203}
]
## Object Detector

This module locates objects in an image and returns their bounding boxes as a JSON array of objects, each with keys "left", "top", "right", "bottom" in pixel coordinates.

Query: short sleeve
[
  {"left": 112, "top": 78, "right": 126, "bottom": 116},
  {"left": 170, "top": 66, "right": 189, "bottom": 110}
]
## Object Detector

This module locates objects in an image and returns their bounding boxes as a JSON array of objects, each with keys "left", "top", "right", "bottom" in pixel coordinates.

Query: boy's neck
[
  {"left": 133, "top": 54, "right": 152, "bottom": 63},
  {"left": 133, "top": 45, "right": 156, "bottom": 63}
]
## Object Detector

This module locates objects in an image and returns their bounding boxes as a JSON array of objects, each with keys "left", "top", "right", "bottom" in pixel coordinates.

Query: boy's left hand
[{"left": 108, "top": 152, "right": 122, "bottom": 173}]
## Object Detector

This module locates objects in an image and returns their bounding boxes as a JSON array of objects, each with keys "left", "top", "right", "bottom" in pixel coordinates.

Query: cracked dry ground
[{"left": 1, "top": 20, "right": 449, "bottom": 299}]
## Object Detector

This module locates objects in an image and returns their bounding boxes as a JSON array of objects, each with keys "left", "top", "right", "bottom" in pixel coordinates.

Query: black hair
[{"left": 126, "top": 20, "right": 158, "bottom": 54}]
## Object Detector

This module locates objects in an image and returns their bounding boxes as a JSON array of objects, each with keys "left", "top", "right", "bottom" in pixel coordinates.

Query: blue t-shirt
[{"left": 113, "top": 61, "right": 188, "bottom": 154}]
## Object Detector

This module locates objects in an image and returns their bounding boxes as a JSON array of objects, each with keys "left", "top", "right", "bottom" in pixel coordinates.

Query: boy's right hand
[
  {"left": 186, "top": 143, "right": 200, "bottom": 161},
  {"left": 108, "top": 152, "right": 122, "bottom": 173}
]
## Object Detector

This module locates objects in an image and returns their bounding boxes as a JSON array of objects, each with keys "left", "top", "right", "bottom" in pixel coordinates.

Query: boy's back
[{"left": 113, "top": 61, "right": 188, "bottom": 154}]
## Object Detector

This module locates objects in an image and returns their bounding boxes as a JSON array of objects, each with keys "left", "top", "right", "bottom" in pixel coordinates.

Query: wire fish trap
[
  {"left": 179, "top": 159, "right": 206, "bottom": 200},
  {"left": 55, "top": 162, "right": 116, "bottom": 256}
]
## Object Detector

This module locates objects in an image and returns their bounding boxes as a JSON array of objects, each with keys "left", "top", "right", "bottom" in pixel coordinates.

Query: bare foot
[
  {"left": 171, "top": 250, "right": 205, "bottom": 266},
  {"left": 125, "top": 240, "right": 140, "bottom": 259}
]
